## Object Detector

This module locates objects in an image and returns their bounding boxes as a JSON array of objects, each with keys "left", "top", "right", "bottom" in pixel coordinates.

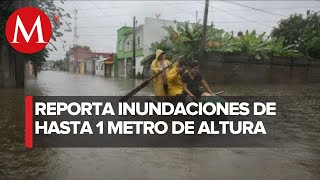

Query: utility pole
[
  {"left": 73, "top": 9, "right": 79, "bottom": 73},
  {"left": 73, "top": 9, "right": 78, "bottom": 49},
  {"left": 199, "top": 0, "right": 209, "bottom": 63},
  {"left": 132, "top": 16, "right": 136, "bottom": 78},
  {"left": 196, "top": 11, "right": 198, "bottom": 22}
]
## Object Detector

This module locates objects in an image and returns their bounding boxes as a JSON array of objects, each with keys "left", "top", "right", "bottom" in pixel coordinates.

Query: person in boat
[
  {"left": 150, "top": 49, "right": 171, "bottom": 97},
  {"left": 167, "top": 60, "right": 187, "bottom": 96},
  {"left": 182, "top": 61, "right": 214, "bottom": 102}
]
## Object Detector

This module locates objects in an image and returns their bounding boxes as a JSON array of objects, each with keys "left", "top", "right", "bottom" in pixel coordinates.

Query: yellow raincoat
[
  {"left": 150, "top": 49, "right": 171, "bottom": 96},
  {"left": 167, "top": 64, "right": 183, "bottom": 96}
]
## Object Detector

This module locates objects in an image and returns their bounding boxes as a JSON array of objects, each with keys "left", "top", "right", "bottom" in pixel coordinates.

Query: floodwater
[{"left": 1, "top": 70, "right": 319, "bottom": 180}]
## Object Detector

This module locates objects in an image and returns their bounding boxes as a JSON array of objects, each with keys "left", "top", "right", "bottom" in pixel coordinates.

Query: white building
[
  {"left": 116, "top": 17, "right": 177, "bottom": 78},
  {"left": 95, "top": 55, "right": 105, "bottom": 76}
]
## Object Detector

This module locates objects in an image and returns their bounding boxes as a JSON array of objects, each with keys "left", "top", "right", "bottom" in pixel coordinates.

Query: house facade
[
  {"left": 115, "top": 17, "right": 176, "bottom": 78},
  {"left": 93, "top": 54, "right": 116, "bottom": 77},
  {"left": 69, "top": 47, "right": 92, "bottom": 74},
  {"left": 69, "top": 47, "right": 115, "bottom": 77},
  {"left": 116, "top": 26, "right": 144, "bottom": 78},
  {"left": 95, "top": 56, "right": 105, "bottom": 76},
  {"left": 85, "top": 58, "right": 96, "bottom": 75}
]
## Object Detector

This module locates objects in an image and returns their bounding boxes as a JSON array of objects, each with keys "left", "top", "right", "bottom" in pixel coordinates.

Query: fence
[{"left": 200, "top": 52, "right": 320, "bottom": 84}]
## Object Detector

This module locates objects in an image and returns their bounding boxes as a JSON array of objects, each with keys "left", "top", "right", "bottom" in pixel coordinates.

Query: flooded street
[{"left": 1, "top": 71, "right": 319, "bottom": 180}]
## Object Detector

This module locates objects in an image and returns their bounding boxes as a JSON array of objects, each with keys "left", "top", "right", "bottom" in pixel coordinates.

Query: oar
[
  {"left": 120, "top": 56, "right": 183, "bottom": 102},
  {"left": 212, "top": 91, "right": 224, "bottom": 96}
]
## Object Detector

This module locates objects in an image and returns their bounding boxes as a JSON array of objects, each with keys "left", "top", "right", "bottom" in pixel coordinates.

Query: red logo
[{"left": 5, "top": 6, "right": 52, "bottom": 54}]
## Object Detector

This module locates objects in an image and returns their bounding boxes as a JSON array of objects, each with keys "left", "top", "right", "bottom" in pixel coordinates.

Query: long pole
[
  {"left": 74, "top": 9, "right": 78, "bottom": 49},
  {"left": 132, "top": 16, "right": 136, "bottom": 78},
  {"left": 199, "top": 0, "right": 209, "bottom": 62},
  {"left": 196, "top": 11, "right": 198, "bottom": 22},
  {"left": 120, "top": 56, "right": 182, "bottom": 102}
]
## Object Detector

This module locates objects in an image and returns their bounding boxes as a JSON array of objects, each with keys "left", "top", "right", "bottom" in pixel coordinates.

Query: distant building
[
  {"left": 85, "top": 57, "right": 96, "bottom": 75},
  {"left": 69, "top": 46, "right": 92, "bottom": 73},
  {"left": 95, "top": 56, "right": 105, "bottom": 76},
  {"left": 116, "top": 17, "right": 176, "bottom": 78},
  {"left": 93, "top": 53, "right": 116, "bottom": 77},
  {"left": 104, "top": 54, "right": 115, "bottom": 77},
  {"left": 69, "top": 47, "right": 116, "bottom": 77}
]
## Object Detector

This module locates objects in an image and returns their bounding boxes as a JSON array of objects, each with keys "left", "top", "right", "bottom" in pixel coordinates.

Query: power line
[
  {"left": 216, "top": 7, "right": 274, "bottom": 28},
  {"left": 64, "top": 2, "right": 196, "bottom": 11},
  {"left": 214, "top": 20, "right": 277, "bottom": 24},
  {"left": 74, "top": 5, "right": 320, "bottom": 20},
  {"left": 199, "top": 2, "right": 275, "bottom": 28},
  {"left": 77, "top": 35, "right": 116, "bottom": 37},
  {"left": 66, "top": 19, "right": 279, "bottom": 31},
  {"left": 62, "top": 34, "right": 117, "bottom": 37},
  {"left": 222, "top": 1, "right": 288, "bottom": 17},
  {"left": 77, "top": 25, "right": 120, "bottom": 29},
  {"left": 225, "top": 6, "right": 320, "bottom": 12},
  {"left": 77, "top": 15, "right": 143, "bottom": 19},
  {"left": 64, "top": 1, "right": 320, "bottom": 13}
]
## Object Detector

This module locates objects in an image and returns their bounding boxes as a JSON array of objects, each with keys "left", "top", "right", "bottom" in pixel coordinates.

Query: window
[
  {"left": 137, "top": 37, "right": 140, "bottom": 47},
  {"left": 127, "top": 40, "right": 130, "bottom": 51},
  {"left": 96, "top": 65, "right": 98, "bottom": 70},
  {"left": 119, "top": 40, "right": 124, "bottom": 51},
  {"left": 100, "top": 64, "right": 103, "bottom": 70}
]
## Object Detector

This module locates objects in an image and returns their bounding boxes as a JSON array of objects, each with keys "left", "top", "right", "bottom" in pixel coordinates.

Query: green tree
[
  {"left": 271, "top": 13, "right": 305, "bottom": 46},
  {"left": 299, "top": 11, "right": 320, "bottom": 59},
  {"left": 0, "top": 0, "right": 70, "bottom": 86},
  {"left": 163, "top": 22, "right": 203, "bottom": 61},
  {"left": 235, "top": 30, "right": 272, "bottom": 60},
  {"left": 53, "top": 59, "right": 69, "bottom": 71},
  {"left": 26, "top": 0, "right": 71, "bottom": 68},
  {"left": 163, "top": 22, "right": 240, "bottom": 60},
  {"left": 271, "top": 10, "right": 320, "bottom": 59},
  {"left": 270, "top": 37, "right": 299, "bottom": 57},
  {"left": 140, "top": 38, "right": 174, "bottom": 66}
]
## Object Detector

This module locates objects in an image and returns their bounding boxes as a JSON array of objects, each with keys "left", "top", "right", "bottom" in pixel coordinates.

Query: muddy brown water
[{"left": 0, "top": 71, "right": 319, "bottom": 180}]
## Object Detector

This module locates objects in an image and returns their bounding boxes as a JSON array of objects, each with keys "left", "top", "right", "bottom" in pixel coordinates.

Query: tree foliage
[
  {"left": 143, "top": 10, "right": 318, "bottom": 67},
  {"left": 140, "top": 38, "right": 175, "bottom": 66},
  {"left": 0, "top": 0, "right": 71, "bottom": 64},
  {"left": 271, "top": 10, "right": 320, "bottom": 59},
  {"left": 53, "top": 59, "right": 69, "bottom": 71}
]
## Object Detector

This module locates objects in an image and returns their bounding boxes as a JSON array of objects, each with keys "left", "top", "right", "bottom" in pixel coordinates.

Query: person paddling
[
  {"left": 182, "top": 61, "right": 214, "bottom": 102},
  {"left": 150, "top": 49, "right": 171, "bottom": 97},
  {"left": 167, "top": 61, "right": 187, "bottom": 96}
]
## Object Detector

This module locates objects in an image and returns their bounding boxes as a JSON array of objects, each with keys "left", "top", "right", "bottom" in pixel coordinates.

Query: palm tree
[
  {"left": 163, "top": 22, "right": 239, "bottom": 60},
  {"left": 163, "top": 22, "right": 203, "bottom": 61},
  {"left": 140, "top": 38, "right": 174, "bottom": 66},
  {"left": 234, "top": 30, "right": 272, "bottom": 60}
]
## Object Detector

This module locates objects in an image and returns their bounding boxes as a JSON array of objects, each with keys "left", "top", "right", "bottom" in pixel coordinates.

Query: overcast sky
[{"left": 48, "top": 1, "right": 320, "bottom": 60}]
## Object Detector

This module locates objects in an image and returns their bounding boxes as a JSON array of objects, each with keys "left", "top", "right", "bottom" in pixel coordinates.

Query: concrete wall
[
  {"left": 118, "top": 59, "right": 126, "bottom": 78},
  {"left": 135, "top": 56, "right": 144, "bottom": 75},
  {"left": 105, "top": 64, "right": 113, "bottom": 77},
  {"left": 201, "top": 52, "right": 320, "bottom": 84},
  {"left": 79, "top": 60, "right": 85, "bottom": 74},
  {"left": 85, "top": 59, "right": 95, "bottom": 75},
  {"left": 142, "top": 17, "right": 176, "bottom": 56}
]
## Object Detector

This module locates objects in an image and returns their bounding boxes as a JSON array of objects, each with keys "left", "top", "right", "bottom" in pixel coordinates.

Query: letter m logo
[
  {"left": 5, "top": 7, "right": 52, "bottom": 54},
  {"left": 11, "top": 15, "right": 46, "bottom": 44}
]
